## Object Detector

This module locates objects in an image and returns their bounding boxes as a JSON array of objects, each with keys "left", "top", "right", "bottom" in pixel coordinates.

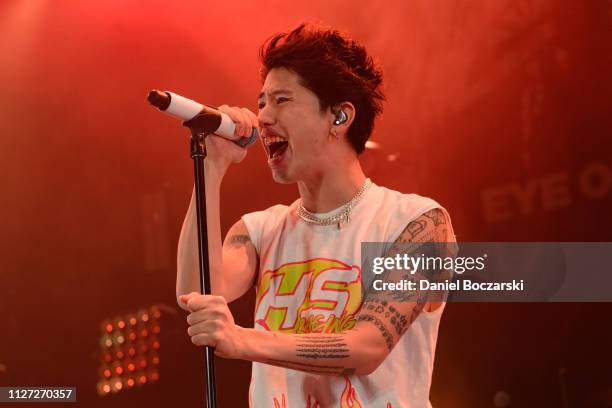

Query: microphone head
[
  {"left": 237, "top": 128, "right": 259, "bottom": 148},
  {"left": 147, "top": 90, "right": 171, "bottom": 110}
]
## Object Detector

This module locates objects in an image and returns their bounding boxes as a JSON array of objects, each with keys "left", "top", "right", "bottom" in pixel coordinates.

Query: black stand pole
[
  {"left": 189, "top": 128, "right": 217, "bottom": 408},
  {"left": 180, "top": 111, "right": 255, "bottom": 407}
]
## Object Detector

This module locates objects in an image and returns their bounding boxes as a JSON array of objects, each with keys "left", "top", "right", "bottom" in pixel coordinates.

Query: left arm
[
  {"left": 180, "top": 294, "right": 385, "bottom": 376},
  {"left": 180, "top": 208, "right": 456, "bottom": 376}
]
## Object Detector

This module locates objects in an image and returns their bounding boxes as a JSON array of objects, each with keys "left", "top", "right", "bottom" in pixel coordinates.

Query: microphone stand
[
  {"left": 178, "top": 112, "right": 254, "bottom": 408},
  {"left": 184, "top": 114, "right": 219, "bottom": 408}
]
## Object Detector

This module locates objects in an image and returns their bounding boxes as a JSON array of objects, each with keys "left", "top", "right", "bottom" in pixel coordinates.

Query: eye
[
  {"left": 276, "top": 97, "right": 290, "bottom": 104},
  {"left": 257, "top": 101, "right": 265, "bottom": 109}
]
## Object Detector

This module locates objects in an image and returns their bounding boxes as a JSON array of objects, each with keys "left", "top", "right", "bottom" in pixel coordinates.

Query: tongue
[{"left": 272, "top": 143, "right": 288, "bottom": 159}]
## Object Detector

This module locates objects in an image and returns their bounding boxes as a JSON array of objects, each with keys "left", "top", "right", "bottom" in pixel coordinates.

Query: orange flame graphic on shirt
[
  {"left": 272, "top": 393, "right": 320, "bottom": 408},
  {"left": 306, "top": 395, "right": 320, "bottom": 408},
  {"left": 272, "top": 394, "right": 286, "bottom": 408},
  {"left": 340, "top": 377, "right": 363, "bottom": 408},
  {"left": 271, "top": 384, "right": 388, "bottom": 408}
]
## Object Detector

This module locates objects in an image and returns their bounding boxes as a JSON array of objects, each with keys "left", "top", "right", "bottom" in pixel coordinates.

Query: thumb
[{"left": 179, "top": 292, "right": 200, "bottom": 305}]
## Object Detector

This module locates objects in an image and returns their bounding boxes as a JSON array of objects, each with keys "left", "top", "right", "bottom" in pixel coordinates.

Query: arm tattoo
[
  {"left": 265, "top": 335, "right": 356, "bottom": 375},
  {"left": 227, "top": 234, "right": 250, "bottom": 249},
  {"left": 401, "top": 219, "right": 427, "bottom": 241},
  {"left": 356, "top": 314, "right": 394, "bottom": 351},
  {"left": 357, "top": 208, "right": 454, "bottom": 351},
  {"left": 295, "top": 336, "right": 349, "bottom": 359},
  {"left": 361, "top": 299, "right": 411, "bottom": 336},
  {"left": 422, "top": 208, "right": 446, "bottom": 226}
]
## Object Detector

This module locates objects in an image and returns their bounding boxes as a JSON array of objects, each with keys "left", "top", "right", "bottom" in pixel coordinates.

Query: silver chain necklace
[{"left": 297, "top": 178, "right": 372, "bottom": 230}]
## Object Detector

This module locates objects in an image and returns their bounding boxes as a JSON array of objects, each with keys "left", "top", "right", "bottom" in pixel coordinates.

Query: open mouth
[{"left": 264, "top": 136, "right": 289, "bottom": 161}]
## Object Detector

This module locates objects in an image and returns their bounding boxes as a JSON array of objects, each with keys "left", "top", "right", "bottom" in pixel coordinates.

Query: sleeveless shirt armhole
[
  {"left": 400, "top": 205, "right": 459, "bottom": 258},
  {"left": 387, "top": 203, "right": 437, "bottom": 244},
  {"left": 241, "top": 213, "right": 262, "bottom": 255},
  {"left": 241, "top": 204, "right": 292, "bottom": 257},
  {"left": 389, "top": 204, "right": 458, "bottom": 245},
  {"left": 422, "top": 300, "right": 447, "bottom": 316}
]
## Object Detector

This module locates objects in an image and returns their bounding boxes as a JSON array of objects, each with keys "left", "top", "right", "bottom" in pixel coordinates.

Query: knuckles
[
  {"left": 186, "top": 294, "right": 226, "bottom": 311},
  {"left": 191, "top": 335, "right": 206, "bottom": 346},
  {"left": 184, "top": 295, "right": 232, "bottom": 349},
  {"left": 218, "top": 105, "right": 254, "bottom": 127},
  {"left": 190, "top": 333, "right": 221, "bottom": 347}
]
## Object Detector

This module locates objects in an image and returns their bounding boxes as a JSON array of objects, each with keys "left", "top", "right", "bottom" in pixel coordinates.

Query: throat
[{"left": 298, "top": 177, "right": 371, "bottom": 213}]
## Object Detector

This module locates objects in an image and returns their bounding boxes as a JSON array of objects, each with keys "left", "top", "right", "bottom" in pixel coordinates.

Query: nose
[{"left": 257, "top": 103, "right": 276, "bottom": 128}]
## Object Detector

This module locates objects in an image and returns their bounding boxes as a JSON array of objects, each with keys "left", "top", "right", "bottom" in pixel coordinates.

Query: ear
[{"left": 329, "top": 101, "right": 356, "bottom": 137}]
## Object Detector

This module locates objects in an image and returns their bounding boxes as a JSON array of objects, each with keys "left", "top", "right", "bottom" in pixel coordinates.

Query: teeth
[{"left": 263, "top": 136, "right": 286, "bottom": 146}]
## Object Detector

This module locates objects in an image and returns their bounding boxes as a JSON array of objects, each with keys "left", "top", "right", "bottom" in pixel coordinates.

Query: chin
[{"left": 271, "top": 169, "right": 297, "bottom": 185}]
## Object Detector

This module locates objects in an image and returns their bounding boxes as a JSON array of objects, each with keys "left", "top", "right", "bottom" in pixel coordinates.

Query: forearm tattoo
[
  {"left": 295, "top": 336, "right": 349, "bottom": 359},
  {"left": 360, "top": 299, "right": 410, "bottom": 336},
  {"left": 355, "top": 314, "right": 394, "bottom": 351},
  {"left": 265, "top": 335, "right": 356, "bottom": 375}
]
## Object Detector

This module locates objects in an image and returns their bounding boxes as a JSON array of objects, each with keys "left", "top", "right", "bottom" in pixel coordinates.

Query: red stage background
[{"left": 1, "top": 0, "right": 611, "bottom": 406}]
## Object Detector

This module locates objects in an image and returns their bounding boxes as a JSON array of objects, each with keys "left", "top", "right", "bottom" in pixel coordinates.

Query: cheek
[
  {"left": 283, "top": 107, "right": 330, "bottom": 155},
  {"left": 292, "top": 129, "right": 327, "bottom": 158},
  {"left": 299, "top": 118, "right": 330, "bottom": 146}
]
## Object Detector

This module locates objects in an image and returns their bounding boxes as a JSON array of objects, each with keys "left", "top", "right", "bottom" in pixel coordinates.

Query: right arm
[{"left": 176, "top": 105, "right": 259, "bottom": 310}]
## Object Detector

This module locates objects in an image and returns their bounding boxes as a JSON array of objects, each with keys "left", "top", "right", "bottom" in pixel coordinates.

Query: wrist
[
  {"left": 234, "top": 326, "right": 255, "bottom": 360},
  {"left": 203, "top": 159, "right": 228, "bottom": 184},
  {"left": 204, "top": 157, "right": 230, "bottom": 181}
]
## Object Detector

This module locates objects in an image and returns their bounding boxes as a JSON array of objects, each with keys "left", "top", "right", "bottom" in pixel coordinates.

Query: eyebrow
[{"left": 257, "top": 89, "right": 293, "bottom": 100}]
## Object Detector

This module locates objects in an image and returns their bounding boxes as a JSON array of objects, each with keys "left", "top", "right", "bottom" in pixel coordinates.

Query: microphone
[{"left": 147, "top": 90, "right": 258, "bottom": 147}]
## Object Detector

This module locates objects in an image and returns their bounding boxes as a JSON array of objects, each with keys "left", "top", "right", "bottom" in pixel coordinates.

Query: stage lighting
[
  {"left": 96, "top": 380, "right": 111, "bottom": 396},
  {"left": 96, "top": 305, "right": 163, "bottom": 397}
]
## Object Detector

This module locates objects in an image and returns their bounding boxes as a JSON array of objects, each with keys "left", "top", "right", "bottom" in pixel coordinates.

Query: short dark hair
[{"left": 259, "top": 23, "right": 385, "bottom": 154}]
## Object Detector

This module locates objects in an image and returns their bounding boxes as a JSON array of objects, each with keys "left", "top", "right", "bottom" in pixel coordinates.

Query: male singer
[{"left": 177, "top": 23, "right": 456, "bottom": 407}]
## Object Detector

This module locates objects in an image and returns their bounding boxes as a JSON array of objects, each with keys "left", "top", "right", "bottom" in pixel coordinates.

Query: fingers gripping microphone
[{"left": 147, "top": 90, "right": 258, "bottom": 147}]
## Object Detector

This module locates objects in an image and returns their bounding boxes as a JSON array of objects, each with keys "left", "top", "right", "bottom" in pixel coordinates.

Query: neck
[{"left": 297, "top": 158, "right": 367, "bottom": 213}]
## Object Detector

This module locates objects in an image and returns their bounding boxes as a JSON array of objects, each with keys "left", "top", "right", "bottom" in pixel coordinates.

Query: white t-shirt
[{"left": 242, "top": 183, "right": 456, "bottom": 408}]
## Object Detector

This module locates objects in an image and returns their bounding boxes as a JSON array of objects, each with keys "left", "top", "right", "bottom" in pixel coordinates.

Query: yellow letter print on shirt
[{"left": 255, "top": 259, "right": 362, "bottom": 334}]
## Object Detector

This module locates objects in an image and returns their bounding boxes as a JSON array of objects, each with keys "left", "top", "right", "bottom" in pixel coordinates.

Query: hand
[
  {"left": 179, "top": 292, "right": 244, "bottom": 359},
  {"left": 204, "top": 105, "right": 258, "bottom": 173},
  {"left": 217, "top": 105, "right": 258, "bottom": 139}
]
